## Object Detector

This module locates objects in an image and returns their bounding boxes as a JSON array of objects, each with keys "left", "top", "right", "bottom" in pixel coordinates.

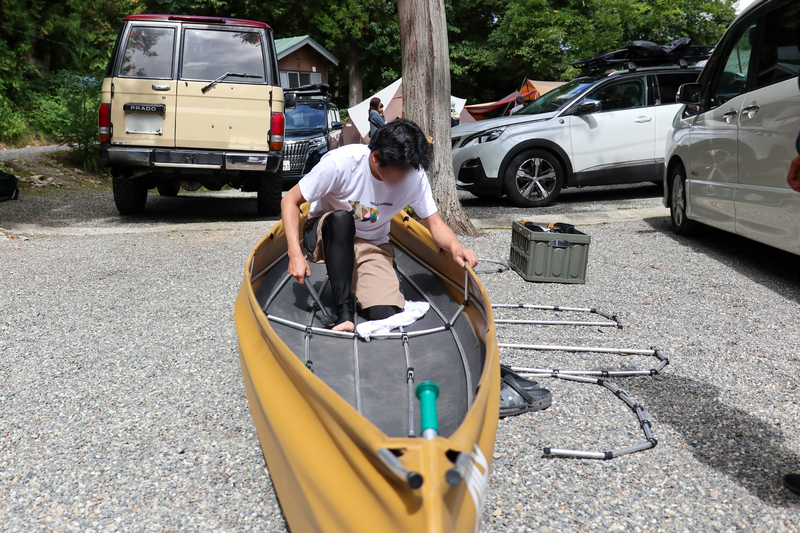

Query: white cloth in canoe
[{"left": 356, "top": 301, "right": 430, "bottom": 341}]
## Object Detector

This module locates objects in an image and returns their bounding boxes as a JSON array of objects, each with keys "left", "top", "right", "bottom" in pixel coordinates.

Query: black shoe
[
  {"left": 500, "top": 365, "right": 540, "bottom": 390},
  {"left": 499, "top": 375, "right": 552, "bottom": 418},
  {"left": 784, "top": 474, "right": 800, "bottom": 495}
]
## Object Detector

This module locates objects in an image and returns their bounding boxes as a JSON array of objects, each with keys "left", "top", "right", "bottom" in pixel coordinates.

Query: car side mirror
[
  {"left": 284, "top": 93, "right": 297, "bottom": 110},
  {"left": 331, "top": 121, "right": 344, "bottom": 131},
  {"left": 676, "top": 83, "right": 702, "bottom": 105},
  {"left": 575, "top": 98, "right": 602, "bottom": 115}
]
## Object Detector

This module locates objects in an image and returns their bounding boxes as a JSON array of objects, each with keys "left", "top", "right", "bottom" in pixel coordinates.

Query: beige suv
[{"left": 99, "top": 14, "right": 293, "bottom": 216}]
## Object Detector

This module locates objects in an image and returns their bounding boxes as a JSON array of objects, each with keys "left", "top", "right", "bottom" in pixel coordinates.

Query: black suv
[{"left": 282, "top": 89, "right": 343, "bottom": 185}]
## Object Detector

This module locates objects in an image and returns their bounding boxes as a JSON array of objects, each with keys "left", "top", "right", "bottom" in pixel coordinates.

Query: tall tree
[{"left": 398, "top": 0, "right": 479, "bottom": 236}]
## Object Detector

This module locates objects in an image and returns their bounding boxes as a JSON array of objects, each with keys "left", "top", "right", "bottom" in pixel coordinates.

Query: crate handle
[{"left": 548, "top": 239, "right": 574, "bottom": 248}]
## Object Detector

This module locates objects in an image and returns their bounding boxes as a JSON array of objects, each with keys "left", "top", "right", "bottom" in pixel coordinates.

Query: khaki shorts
[{"left": 305, "top": 213, "right": 405, "bottom": 310}]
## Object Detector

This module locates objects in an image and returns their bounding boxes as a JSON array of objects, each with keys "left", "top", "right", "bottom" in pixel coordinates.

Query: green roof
[{"left": 274, "top": 35, "right": 339, "bottom": 66}]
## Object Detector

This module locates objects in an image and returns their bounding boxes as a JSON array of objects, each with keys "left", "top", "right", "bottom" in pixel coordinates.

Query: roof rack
[
  {"left": 284, "top": 83, "right": 331, "bottom": 99},
  {"left": 573, "top": 38, "right": 712, "bottom": 74}
]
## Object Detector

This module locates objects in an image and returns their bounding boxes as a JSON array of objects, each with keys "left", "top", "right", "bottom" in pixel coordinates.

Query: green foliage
[
  {"left": 491, "top": 0, "right": 737, "bottom": 82},
  {"left": 0, "top": 97, "right": 27, "bottom": 142},
  {"left": 0, "top": 0, "right": 737, "bottom": 148}
]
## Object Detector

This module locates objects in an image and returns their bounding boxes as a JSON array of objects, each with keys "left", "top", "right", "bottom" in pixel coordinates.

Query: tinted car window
[
  {"left": 755, "top": 2, "right": 800, "bottom": 89},
  {"left": 286, "top": 102, "right": 326, "bottom": 130},
  {"left": 586, "top": 76, "right": 646, "bottom": 111},
  {"left": 120, "top": 26, "right": 175, "bottom": 79},
  {"left": 657, "top": 72, "right": 699, "bottom": 104},
  {"left": 709, "top": 23, "right": 756, "bottom": 107},
  {"left": 515, "top": 78, "right": 598, "bottom": 116},
  {"left": 181, "top": 29, "right": 265, "bottom": 81}
]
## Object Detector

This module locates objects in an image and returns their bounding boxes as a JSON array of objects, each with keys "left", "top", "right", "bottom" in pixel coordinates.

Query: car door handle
[
  {"left": 152, "top": 84, "right": 171, "bottom": 91},
  {"left": 742, "top": 104, "right": 760, "bottom": 118},
  {"left": 722, "top": 110, "right": 738, "bottom": 123},
  {"left": 634, "top": 116, "right": 652, "bottom": 123}
]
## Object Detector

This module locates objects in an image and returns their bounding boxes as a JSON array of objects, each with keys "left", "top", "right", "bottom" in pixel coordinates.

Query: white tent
[{"left": 346, "top": 78, "right": 468, "bottom": 139}]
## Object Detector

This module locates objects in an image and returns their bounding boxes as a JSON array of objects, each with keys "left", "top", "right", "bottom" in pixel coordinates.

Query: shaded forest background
[{"left": 0, "top": 0, "right": 737, "bottom": 153}]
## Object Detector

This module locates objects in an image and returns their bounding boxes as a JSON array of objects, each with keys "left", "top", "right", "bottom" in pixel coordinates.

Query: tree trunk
[
  {"left": 347, "top": 42, "right": 363, "bottom": 108},
  {"left": 397, "top": 0, "right": 479, "bottom": 236}
]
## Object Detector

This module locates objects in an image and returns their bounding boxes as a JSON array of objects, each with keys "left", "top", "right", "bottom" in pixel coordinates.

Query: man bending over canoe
[{"left": 281, "top": 119, "right": 478, "bottom": 332}]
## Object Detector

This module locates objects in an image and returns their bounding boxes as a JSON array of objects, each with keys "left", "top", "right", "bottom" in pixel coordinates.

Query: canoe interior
[{"left": 253, "top": 242, "right": 486, "bottom": 438}]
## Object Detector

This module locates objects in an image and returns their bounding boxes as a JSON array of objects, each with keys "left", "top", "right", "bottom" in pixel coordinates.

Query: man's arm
[
  {"left": 421, "top": 212, "right": 478, "bottom": 268},
  {"left": 281, "top": 184, "right": 312, "bottom": 284}
]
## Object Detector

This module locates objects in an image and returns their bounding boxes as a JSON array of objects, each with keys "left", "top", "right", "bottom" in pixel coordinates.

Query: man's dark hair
[
  {"left": 368, "top": 119, "right": 432, "bottom": 171},
  {"left": 515, "top": 95, "right": 524, "bottom": 105}
]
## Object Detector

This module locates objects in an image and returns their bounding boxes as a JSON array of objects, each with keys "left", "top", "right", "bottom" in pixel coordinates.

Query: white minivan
[{"left": 664, "top": 0, "right": 800, "bottom": 255}]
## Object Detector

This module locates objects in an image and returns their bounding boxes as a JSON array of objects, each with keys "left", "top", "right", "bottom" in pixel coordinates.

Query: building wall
[{"left": 277, "top": 45, "right": 330, "bottom": 83}]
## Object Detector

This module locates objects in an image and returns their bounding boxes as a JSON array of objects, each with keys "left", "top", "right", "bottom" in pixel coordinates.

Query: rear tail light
[
  {"left": 269, "top": 112, "right": 285, "bottom": 151},
  {"left": 98, "top": 103, "right": 111, "bottom": 143}
]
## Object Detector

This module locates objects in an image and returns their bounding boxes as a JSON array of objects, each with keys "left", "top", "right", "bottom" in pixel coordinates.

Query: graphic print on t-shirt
[{"left": 348, "top": 200, "right": 378, "bottom": 223}]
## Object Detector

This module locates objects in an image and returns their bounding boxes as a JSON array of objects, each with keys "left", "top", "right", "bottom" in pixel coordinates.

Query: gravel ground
[
  {"left": 2, "top": 191, "right": 800, "bottom": 531},
  {"left": 0, "top": 179, "right": 662, "bottom": 229},
  {"left": 0, "top": 145, "right": 68, "bottom": 162}
]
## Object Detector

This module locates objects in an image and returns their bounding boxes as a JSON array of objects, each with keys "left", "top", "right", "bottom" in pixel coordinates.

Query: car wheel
[
  {"left": 157, "top": 183, "right": 181, "bottom": 197},
  {"left": 112, "top": 176, "right": 148, "bottom": 215},
  {"left": 670, "top": 163, "right": 697, "bottom": 235},
  {"left": 257, "top": 171, "right": 282, "bottom": 216},
  {"left": 503, "top": 149, "right": 563, "bottom": 208}
]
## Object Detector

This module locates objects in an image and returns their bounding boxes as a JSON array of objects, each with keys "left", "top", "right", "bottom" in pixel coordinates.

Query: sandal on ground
[
  {"left": 499, "top": 375, "right": 552, "bottom": 418},
  {"left": 501, "top": 364, "right": 540, "bottom": 391}
]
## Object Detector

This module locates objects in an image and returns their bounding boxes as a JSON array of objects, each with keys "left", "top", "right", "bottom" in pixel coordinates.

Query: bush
[
  {"left": 0, "top": 97, "right": 27, "bottom": 143},
  {"left": 26, "top": 72, "right": 103, "bottom": 171}
]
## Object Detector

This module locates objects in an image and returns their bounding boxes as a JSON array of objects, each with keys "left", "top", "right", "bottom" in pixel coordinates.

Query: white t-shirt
[{"left": 299, "top": 144, "right": 439, "bottom": 245}]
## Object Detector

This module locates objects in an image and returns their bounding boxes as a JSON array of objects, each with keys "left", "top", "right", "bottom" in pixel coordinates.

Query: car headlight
[
  {"left": 460, "top": 127, "right": 506, "bottom": 148},
  {"left": 307, "top": 136, "right": 327, "bottom": 149}
]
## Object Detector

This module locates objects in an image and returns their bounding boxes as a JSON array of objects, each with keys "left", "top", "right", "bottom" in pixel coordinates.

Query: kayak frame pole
[
  {"left": 376, "top": 448, "right": 423, "bottom": 489},
  {"left": 353, "top": 313, "right": 363, "bottom": 413},
  {"left": 492, "top": 303, "right": 622, "bottom": 329},
  {"left": 251, "top": 250, "right": 288, "bottom": 283},
  {"left": 495, "top": 319, "right": 618, "bottom": 327},
  {"left": 499, "top": 343, "right": 658, "bottom": 356},
  {"left": 396, "top": 265, "right": 474, "bottom": 408},
  {"left": 519, "top": 372, "right": 658, "bottom": 460},
  {"left": 262, "top": 273, "right": 293, "bottom": 313},
  {"left": 445, "top": 451, "right": 470, "bottom": 486},
  {"left": 474, "top": 258, "right": 510, "bottom": 274},
  {"left": 401, "top": 327, "right": 415, "bottom": 438}
]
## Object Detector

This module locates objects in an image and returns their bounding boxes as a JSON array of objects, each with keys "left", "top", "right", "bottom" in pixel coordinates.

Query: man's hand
[
  {"left": 288, "top": 251, "right": 311, "bottom": 284},
  {"left": 788, "top": 156, "right": 800, "bottom": 193},
  {"left": 451, "top": 245, "right": 478, "bottom": 269}
]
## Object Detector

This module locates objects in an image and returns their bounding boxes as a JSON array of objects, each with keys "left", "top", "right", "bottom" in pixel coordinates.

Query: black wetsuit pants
[{"left": 303, "top": 210, "right": 401, "bottom": 323}]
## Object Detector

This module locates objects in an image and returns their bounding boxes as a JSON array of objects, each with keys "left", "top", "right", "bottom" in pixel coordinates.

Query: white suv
[
  {"left": 664, "top": 0, "right": 800, "bottom": 255},
  {"left": 451, "top": 67, "right": 700, "bottom": 207}
]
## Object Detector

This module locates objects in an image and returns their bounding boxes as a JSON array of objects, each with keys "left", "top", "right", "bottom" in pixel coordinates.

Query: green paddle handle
[{"left": 416, "top": 381, "right": 440, "bottom": 439}]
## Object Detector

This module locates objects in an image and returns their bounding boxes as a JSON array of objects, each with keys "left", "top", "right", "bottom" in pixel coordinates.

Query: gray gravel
[
  {"left": 0, "top": 145, "right": 68, "bottom": 162},
  {"left": 458, "top": 183, "right": 664, "bottom": 219},
  {"left": 2, "top": 193, "right": 800, "bottom": 531}
]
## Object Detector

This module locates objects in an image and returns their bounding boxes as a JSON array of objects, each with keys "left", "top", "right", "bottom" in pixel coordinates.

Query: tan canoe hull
[{"left": 236, "top": 211, "right": 500, "bottom": 532}]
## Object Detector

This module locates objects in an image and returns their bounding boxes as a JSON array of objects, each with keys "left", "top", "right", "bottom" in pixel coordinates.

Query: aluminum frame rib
[
  {"left": 396, "top": 265, "right": 474, "bottom": 409},
  {"left": 522, "top": 373, "right": 657, "bottom": 460},
  {"left": 492, "top": 303, "right": 622, "bottom": 329}
]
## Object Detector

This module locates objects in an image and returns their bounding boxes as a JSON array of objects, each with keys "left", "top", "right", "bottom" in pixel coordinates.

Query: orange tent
[{"left": 464, "top": 79, "right": 566, "bottom": 121}]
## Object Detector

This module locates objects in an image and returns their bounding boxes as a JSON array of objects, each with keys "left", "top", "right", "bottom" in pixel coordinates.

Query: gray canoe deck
[{"left": 254, "top": 244, "right": 485, "bottom": 438}]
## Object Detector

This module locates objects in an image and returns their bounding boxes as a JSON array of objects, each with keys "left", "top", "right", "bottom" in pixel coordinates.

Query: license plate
[
  {"left": 125, "top": 113, "right": 163, "bottom": 135},
  {"left": 282, "top": 160, "right": 291, "bottom": 171}
]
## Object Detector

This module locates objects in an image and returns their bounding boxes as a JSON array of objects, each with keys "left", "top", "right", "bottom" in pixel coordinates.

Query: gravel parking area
[{"left": 2, "top": 190, "right": 800, "bottom": 531}]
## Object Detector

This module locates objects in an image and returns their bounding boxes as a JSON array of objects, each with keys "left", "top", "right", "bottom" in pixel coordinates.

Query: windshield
[
  {"left": 286, "top": 102, "right": 326, "bottom": 130},
  {"left": 515, "top": 78, "right": 599, "bottom": 116}
]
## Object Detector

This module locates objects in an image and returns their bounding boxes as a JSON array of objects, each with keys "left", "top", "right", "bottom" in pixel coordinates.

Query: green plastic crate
[{"left": 509, "top": 221, "right": 591, "bottom": 284}]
